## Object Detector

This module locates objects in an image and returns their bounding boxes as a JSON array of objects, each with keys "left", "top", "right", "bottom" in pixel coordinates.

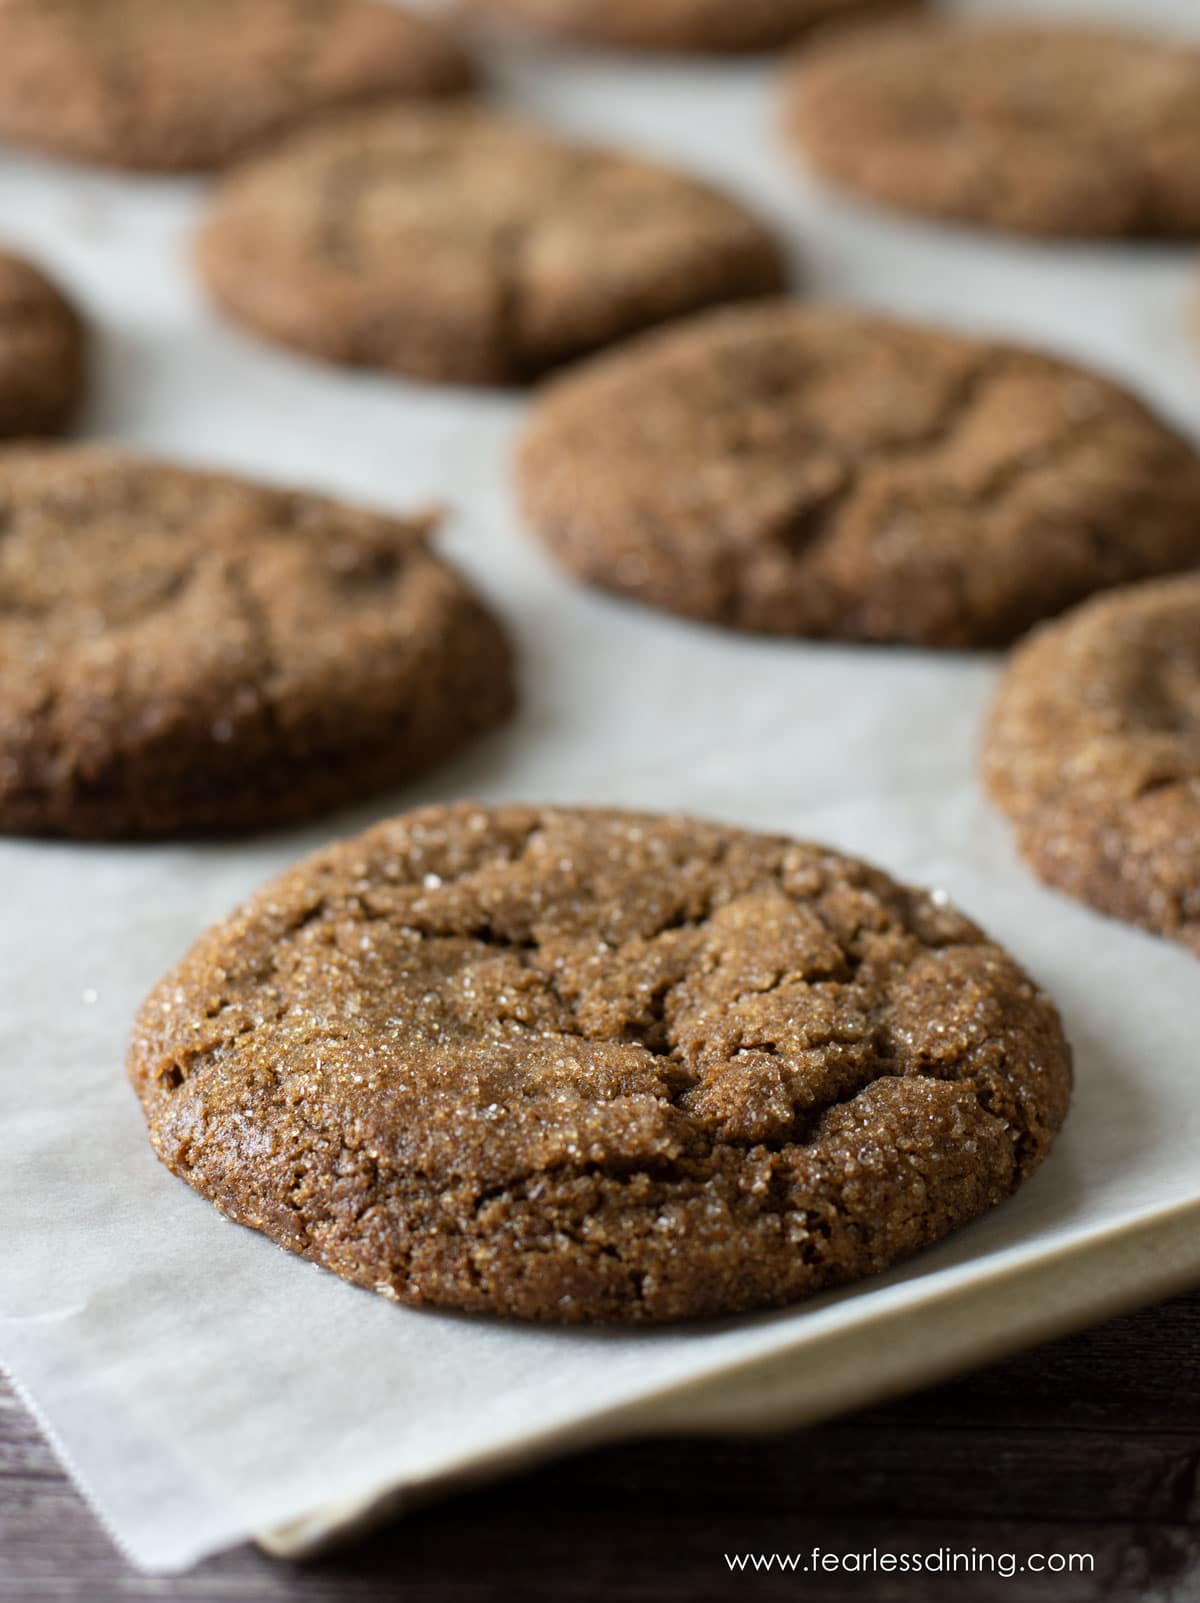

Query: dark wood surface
[{"left": 2, "top": 1290, "right": 1198, "bottom": 1602}]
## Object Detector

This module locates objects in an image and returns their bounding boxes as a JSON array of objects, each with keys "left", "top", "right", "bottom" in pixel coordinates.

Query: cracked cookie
[
  {"left": 128, "top": 803, "right": 1073, "bottom": 1324},
  {"left": 0, "top": 0, "right": 473, "bottom": 173},
  {"left": 984, "top": 577, "right": 1200, "bottom": 958},
  {"left": 459, "top": 0, "right": 923, "bottom": 55},
  {"left": 195, "top": 103, "right": 787, "bottom": 385},
  {"left": 783, "top": 20, "right": 1200, "bottom": 239},
  {"left": 0, "top": 249, "right": 85, "bottom": 438},
  {"left": 518, "top": 302, "right": 1200, "bottom": 648},
  {"left": 0, "top": 447, "right": 514, "bottom": 839}
]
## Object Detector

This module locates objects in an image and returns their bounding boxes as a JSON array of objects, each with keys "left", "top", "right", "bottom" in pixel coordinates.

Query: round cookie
[
  {"left": 0, "top": 249, "right": 85, "bottom": 437},
  {"left": 783, "top": 21, "right": 1200, "bottom": 239},
  {"left": 518, "top": 301, "right": 1200, "bottom": 648},
  {"left": 0, "top": 0, "right": 473, "bottom": 173},
  {"left": 0, "top": 447, "right": 514, "bottom": 839},
  {"left": 983, "top": 577, "right": 1200, "bottom": 958},
  {"left": 459, "top": 0, "right": 921, "bottom": 55},
  {"left": 195, "top": 103, "right": 787, "bottom": 385},
  {"left": 128, "top": 803, "right": 1072, "bottom": 1324}
]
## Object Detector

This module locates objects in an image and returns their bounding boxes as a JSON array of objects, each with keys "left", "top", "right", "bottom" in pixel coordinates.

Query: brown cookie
[
  {"left": 128, "top": 803, "right": 1072, "bottom": 1324},
  {"left": 983, "top": 577, "right": 1200, "bottom": 958},
  {"left": 518, "top": 302, "right": 1200, "bottom": 648},
  {"left": 784, "top": 21, "right": 1200, "bottom": 239},
  {"left": 195, "top": 103, "right": 787, "bottom": 386},
  {"left": 459, "top": 0, "right": 921, "bottom": 54},
  {"left": 0, "top": 0, "right": 473, "bottom": 173},
  {"left": 0, "top": 447, "right": 514, "bottom": 839},
  {"left": 0, "top": 249, "right": 85, "bottom": 438}
]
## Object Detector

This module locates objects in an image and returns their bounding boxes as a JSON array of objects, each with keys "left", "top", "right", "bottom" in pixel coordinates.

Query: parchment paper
[{"left": 2, "top": 0, "right": 1199, "bottom": 1574}]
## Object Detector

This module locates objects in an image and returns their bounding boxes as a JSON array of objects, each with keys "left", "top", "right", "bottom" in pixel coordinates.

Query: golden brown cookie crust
[
  {"left": 983, "top": 577, "right": 1200, "bottom": 958},
  {"left": 518, "top": 301, "right": 1200, "bottom": 648},
  {"left": 0, "top": 448, "right": 514, "bottom": 839},
  {"left": 784, "top": 21, "right": 1200, "bottom": 239},
  {"left": 129, "top": 804, "right": 1072, "bottom": 1324},
  {"left": 196, "top": 103, "right": 787, "bottom": 385},
  {"left": 0, "top": 250, "right": 85, "bottom": 438},
  {"left": 0, "top": 0, "right": 473, "bottom": 173},
  {"left": 460, "top": 0, "right": 922, "bottom": 54}
]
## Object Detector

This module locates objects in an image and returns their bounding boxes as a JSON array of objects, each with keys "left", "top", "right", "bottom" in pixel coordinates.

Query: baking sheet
[{"left": 2, "top": 0, "right": 1200, "bottom": 1574}]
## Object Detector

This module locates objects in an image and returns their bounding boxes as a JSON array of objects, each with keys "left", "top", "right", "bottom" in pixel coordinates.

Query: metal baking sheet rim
[{"left": 258, "top": 1192, "right": 1200, "bottom": 1561}]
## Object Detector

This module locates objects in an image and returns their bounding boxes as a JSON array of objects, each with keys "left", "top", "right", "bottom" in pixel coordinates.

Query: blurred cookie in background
[
  {"left": 518, "top": 301, "right": 1200, "bottom": 648},
  {"left": 459, "top": 0, "right": 923, "bottom": 55},
  {"left": 196, "top": 103, "right": 787, "bottom": 385},
  {"left": 0, "top": 249, "right": 85, "bottom": 437},
  {"left": 984, "top": 576, "right": 1200, "bottom": 958},
  {"left": 0, "top": 0, "right": 474, "bottom": 172},
  {"left": 784, "top": 20, "right": 1200, "bottom": 238},
  {"left": 0, "top": 447, "right": 515, "bottom": 839}
]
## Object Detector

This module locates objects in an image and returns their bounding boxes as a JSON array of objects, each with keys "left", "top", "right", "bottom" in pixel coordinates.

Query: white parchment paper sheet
[{"left": 1, "top": 0, "right": 1199, "bottom": 1573}]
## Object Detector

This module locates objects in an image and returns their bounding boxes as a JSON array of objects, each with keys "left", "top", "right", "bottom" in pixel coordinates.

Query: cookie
[
  {"left": 128, "top": 803, "right": 1072, "bottom": 1324},
  {"left": 0, "top": 249, "right": 85, "bottom": 438},
  {"left": 518, "top": 302, "right": 1200, "bottom": 648},
  {"left": 784, "top": 21, "right": 1200, "bottom": 239},
  {"left": 0, "top": 447, "right": 514, "bottom": 839},
  {"left": 0, "top": 0, "right": 473, "bottom": 173},
  {"left": 459, "top": 0, "right": 921, "bottom": 55},
  {"left": 196, "top": 103, "right": 787, "bottom": 385},
  {"left": 983, "top": 577, "right": 1200, "bottom": 957}
]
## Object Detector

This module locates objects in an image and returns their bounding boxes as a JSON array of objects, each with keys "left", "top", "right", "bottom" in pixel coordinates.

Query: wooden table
[{"left": 2, "top": 1290, "right": 1197, "bottom": 1601}]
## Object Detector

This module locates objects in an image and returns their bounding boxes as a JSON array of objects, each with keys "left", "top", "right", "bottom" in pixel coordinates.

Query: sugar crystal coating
[{"left": 129, "top": 804, "right": 1072, "bottom": 1323}]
